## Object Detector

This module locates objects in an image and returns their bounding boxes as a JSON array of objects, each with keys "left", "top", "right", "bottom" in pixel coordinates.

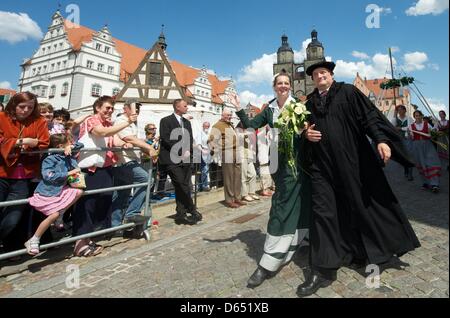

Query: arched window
[
  {"left": 61, "top": 82, "right": 69, "bottom": 96},
  {"left": 91, "top": 84, "right": 102, "bottom": 97}
]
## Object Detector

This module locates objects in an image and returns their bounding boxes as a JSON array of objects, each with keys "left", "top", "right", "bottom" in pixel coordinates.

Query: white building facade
[{"left": 18, "top": 10, "right": 235, "bottom": 121}]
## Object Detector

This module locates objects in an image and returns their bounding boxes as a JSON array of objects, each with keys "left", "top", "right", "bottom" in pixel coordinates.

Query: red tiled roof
[
  {"left": 64, "top": 21, "right": 229, "bottom": 103},
  {"left": 357, "top": 75, "right": 410, "bottom": 99},
  {"left": 0, "top": 88, "right": 16, "bottom": 96}
]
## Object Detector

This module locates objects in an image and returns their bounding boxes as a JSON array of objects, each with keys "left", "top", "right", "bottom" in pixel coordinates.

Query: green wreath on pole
[{"left": 380, "top": 77, "right": 415, "bottom": 90}]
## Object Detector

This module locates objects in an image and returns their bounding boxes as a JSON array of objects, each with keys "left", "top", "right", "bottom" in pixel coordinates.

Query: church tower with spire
[
  {"left": 273, "top": 29, "right": 327, "bottom": 98},
  {"left": 273, "top": 34, "right": 295, "bottom": 82}
]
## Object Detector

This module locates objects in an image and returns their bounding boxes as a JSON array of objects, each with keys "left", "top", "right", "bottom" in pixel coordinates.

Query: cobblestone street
[{"left": 0, "top": 162, "right": 448, "bottom": 298}]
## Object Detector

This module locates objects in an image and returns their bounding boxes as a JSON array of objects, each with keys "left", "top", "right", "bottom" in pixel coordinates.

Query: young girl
[{"left": 25, "top": 133, "right": 84, "bottom": 255}]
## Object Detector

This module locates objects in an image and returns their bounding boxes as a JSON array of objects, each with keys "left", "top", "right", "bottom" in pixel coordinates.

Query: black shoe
[
  {"left": 190, "top": 210, "right": 203, "bottom": 222},
  {"left": 247, "top": 266, "right": 272, "bottom": 288},
  {"left": 123, "top": 214, "right": 148, "bottom": 225},
  {"left": 296, "top": 271, "right": 334, "bottom": 297},
  {"left": 175, "top": 213, "right": 197, "bottom": 225}
]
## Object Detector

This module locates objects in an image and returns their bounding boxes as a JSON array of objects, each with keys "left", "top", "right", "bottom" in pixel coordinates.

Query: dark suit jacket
[{"left": 159, "top": 114, "right": 194, "bottom": 166}]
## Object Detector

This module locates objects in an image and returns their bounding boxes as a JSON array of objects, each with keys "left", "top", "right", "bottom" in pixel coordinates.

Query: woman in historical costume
[
  {"left": 436, "top": 110, "right": 449, "bottom": 170},
  {"left": 228, "top": 71, "right": 311, "bottom": 288},
  {"left": 409, "top": 110, "right": 441, "bottom": 192}
]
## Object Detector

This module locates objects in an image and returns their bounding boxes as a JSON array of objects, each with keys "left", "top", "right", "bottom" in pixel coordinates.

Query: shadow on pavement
[{"left": 203, "top": 229, "right": 266, "bottom": 263}]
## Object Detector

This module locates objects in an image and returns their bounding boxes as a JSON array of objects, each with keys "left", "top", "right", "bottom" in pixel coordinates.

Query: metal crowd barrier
[{"left": 0, "top": 147, "right": 153, "bottom": 261}]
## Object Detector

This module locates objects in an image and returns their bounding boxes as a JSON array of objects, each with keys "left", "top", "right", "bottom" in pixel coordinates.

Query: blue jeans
[
  {"left": 0, "top": 178, "right": 31, "bottom": 246},
  {"left": 198, "top": 158, "right": 209, "bottom": 191},
  {"left": 111, "top": 161, "right": 150, "bottom": 227}
]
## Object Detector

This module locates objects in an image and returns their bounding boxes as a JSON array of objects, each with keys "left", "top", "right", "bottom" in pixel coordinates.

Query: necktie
[
  {"left": 180, "top": 118, "right": 185, "bottom": 136},
  {"left": 319, "top": 90, "right": 327, "bottom": 106}
]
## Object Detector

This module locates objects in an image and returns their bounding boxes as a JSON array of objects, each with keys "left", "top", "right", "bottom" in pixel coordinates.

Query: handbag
[
  {"left": 77, "top": 119, "right": 107, "bottom": 169},
  {"left": 68, "top": 172, "right": 86, "bottom": 189}
]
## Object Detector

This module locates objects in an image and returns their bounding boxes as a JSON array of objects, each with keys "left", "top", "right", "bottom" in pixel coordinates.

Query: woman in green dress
[{"left": 228, "top": 72, "right": 311, "bottom": 288}]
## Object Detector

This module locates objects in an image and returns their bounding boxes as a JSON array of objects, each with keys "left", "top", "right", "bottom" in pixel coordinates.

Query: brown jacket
[{"left": 208, "top": 120, "right": 237, "bottom": 155}]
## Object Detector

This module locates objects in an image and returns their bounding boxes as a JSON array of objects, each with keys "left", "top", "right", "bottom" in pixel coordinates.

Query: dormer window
[
  {"left": 104, "top": 46, "right": 110, "bottom": 54},
  {"left": 96, "top": 43, "right": 102, "bottom": 51}
]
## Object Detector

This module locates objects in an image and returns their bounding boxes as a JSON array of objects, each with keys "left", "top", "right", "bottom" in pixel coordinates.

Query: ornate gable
[{"left": 115, "top": 42, "right": 188, "bottom": 104}]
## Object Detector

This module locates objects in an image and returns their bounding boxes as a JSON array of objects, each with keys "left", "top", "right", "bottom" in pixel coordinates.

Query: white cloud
[
  {"left": 238, "top": 38, "right": 311, "bottom": 85},
  {"left": 428, "top": 63, "right": 440, "bottom": 70},
  {"left": 0, "top": 11, "right": 43, "bottom": 44},
  {"left": 238, "top": 90, "right": 273, "bottom": 108},
  {"left": 334, "top": 50, "right": 434, "bottom": 79},
  {"left": 377, "top": 7, "right": 393, "bottom": 15},
  {"left": 403, "top": 52, "right": 428, "bottom": 71},
  {"left": 237, "top": 53, "right": 277, "bottom": 84},
  {"left": 405, "top": 0, "right": 449, "bottom": 16},
  {"left": 352, "top": 51, "right": 370, "bottom": 60},
  {"left": 334, "top": 53, "right": 396, "bottom": 79},
  {"left": 294, "top": 39, "right": 312, "bottom": 63},
  {"left": 423, "top": 98, "right": 448, "bottom": 115},
  {"left": 0, "top": 81, "right": 12, "bottom": 89}
]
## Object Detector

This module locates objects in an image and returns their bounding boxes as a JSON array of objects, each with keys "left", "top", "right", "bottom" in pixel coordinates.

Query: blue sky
[{"left": 0, "top": 0, "right": 448, "bottom": 115}]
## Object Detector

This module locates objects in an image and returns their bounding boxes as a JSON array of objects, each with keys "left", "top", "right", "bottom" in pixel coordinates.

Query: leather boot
[
  {"left": 296, "top": 271, "right": 335, "bottom": 297},
  {"left": 247, "top": 266, "right": 272, "bottom": 288}
]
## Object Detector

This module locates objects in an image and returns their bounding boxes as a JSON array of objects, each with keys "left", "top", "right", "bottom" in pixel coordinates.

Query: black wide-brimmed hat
[{"left": 306, "top": 61, "right": 336, "bottom": 76}]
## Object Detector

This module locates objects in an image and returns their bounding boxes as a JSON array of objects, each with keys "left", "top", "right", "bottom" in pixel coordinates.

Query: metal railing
[{"left": 0, "top": 147, "right": 153, "bottom": 261}]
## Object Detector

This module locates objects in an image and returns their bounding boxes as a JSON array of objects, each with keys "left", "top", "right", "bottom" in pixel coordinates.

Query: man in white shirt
[
  {"left": 111, "top": 102, "right": 157, "bottom": 229},
  {"left": 196, "top": 121, "right": 211, "bottom": 191}
]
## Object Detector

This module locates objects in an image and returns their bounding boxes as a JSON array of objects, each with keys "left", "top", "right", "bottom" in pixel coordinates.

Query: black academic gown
[{"left": 305, "top": 81, "right": 420, "bottom": 270}]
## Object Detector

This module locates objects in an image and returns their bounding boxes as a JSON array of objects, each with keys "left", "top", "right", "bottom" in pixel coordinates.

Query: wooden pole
[{"left": 389, "top": 47, "right": 397, "bottom": 107}]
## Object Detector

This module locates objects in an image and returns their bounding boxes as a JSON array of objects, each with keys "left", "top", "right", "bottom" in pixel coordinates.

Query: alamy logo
[
  {"left": 65, "top": 264, "right": 80, "bottom": 289},
  {"left": 65, "top": 4, "right": 81, "bottom": 28},
  {"left": 366, "top": 4, "right": 381, "bottom": 29},
  {"left": 365, "top": 264, "right": 380, "bottom": 288}
]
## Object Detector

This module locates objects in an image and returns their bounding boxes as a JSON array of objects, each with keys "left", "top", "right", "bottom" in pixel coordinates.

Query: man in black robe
[{"left": 296, "top": 61, "right": 420, "bottom": 297}]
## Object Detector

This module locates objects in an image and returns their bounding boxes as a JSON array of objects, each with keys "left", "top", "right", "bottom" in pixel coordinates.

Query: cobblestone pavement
[{"left": 0, "top": 162, "right": 448, "bottom": 298}]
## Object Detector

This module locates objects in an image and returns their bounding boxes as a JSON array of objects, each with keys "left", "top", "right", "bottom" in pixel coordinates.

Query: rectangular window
[
  {"left": 40, "top": 86, "right": 47, "bottom": 98},
  {"left": 104, "top": 46, "right": 110, "bottom": 54},
  {"left": 107, "top": 66, "right": 114, "bottom": 74},
  {"left": 96, "top": 43, "right": 102, "bottom": 50},
  {"left": 97, "top": 63, "right": 104, "bottom": 72},
  {"left": 86, "top": 60, "right": 94, "bottom": 69},
  {"left": 148, "top": 62, "right": 163, "bottom": 87}
]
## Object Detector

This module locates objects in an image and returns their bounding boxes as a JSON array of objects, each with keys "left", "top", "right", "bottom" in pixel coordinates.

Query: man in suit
[{"left": 159, "top": 99, "right": 202, "bottom": 225}]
